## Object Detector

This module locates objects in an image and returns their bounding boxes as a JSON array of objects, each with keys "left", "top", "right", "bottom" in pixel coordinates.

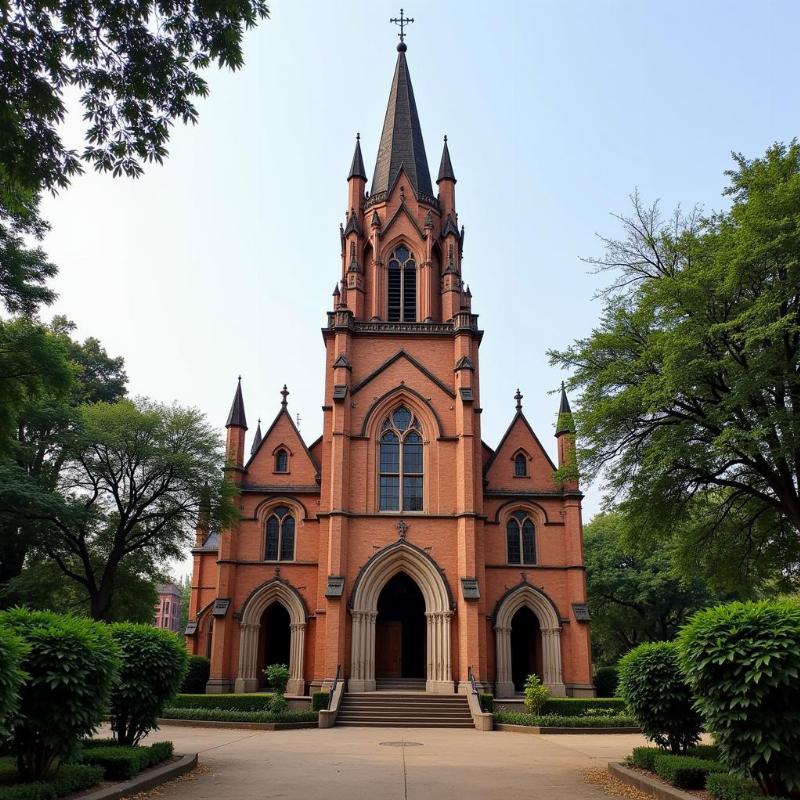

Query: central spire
[{"left": 370, "top": 47, "right": 433, "bottom": 202}]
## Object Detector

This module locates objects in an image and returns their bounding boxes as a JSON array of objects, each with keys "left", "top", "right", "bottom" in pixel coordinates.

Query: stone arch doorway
[
  {"left": 350, "top": 541, "right": 454, "bottom": 693},
  {"left": 494, "top": 583, "right": 566, "bottom": 697},
  {"left": 260, "top": 603, "right": 291, "bottom": 682},
  {"left": 510, "top": 606, "right": 541, "bottom": 691},
  {"left": 235, "top": 579, "right": 307, "bottom": 695},
  {"left": 375, "top": 572, "right": 426, "bottom": 680}
]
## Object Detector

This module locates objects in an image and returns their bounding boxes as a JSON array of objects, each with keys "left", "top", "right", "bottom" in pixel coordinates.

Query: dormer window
[
  {"left": 514, "top": 453, "right": 528, "bottom": 477},
  {"left": 387, "top": 245, "right": 417, "bottom": 322},
  {"left": 274, "top": 448, "right": 289, "bottom": 473}
]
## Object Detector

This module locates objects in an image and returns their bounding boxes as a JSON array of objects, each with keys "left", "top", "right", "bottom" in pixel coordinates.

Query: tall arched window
[
  {"left": 379, "top": 406, "right": 423, "bottom": 511},
  {"left": 387, "top": 245, "right": 417, "bottom": 322},
  {"left": 274, "top": 448, "right": 288, "bottom": 473},
  {"left": 514, "top": 453, "right": 528, "bottom": 477},
  {"left": 506, "top": 510, "right": 536, "bottom": 565},
  {"left": 265, "top": 505, "right": 295, "bottom": 561}
]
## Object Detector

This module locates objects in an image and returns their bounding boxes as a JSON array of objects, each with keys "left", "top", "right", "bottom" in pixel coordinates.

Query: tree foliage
[
  {"left": 584, "top": 512, "right": 719, "bottom": 664},
  {"left": 550, "top": 142, "right": 800, "bottom": 577}
]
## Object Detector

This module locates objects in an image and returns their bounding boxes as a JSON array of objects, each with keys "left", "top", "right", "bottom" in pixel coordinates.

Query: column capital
[{"left": 290, "top": 622, "right": 307, "bottom": 632}]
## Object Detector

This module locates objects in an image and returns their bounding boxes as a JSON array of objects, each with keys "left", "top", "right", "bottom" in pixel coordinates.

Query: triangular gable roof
[
  {"left": 245, "top": 405, "right": 320, "bottom": 475},
  {"left": 483, "top": 411, "right": 558, "bottom": 476},
  {"left": 379, "top": 193, "right": 427, "bottom": 241},
  {"left": 351, "top": 350, "right": 456, "bottom": 399}
]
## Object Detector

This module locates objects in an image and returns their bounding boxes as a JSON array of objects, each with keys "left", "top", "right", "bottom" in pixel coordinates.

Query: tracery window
[
  {"left": 274, "top": 448, "right": 288, "bottom": 473},
  {"left": 387, "top": 245, "right": 417, "bottom": 322},
  {"left": 265, "top": 505, "right": 295, "bottom": 561},
  {"left": 514, "top": 453, "right": 528, "bottom": 477},
  {"left": 379, "top": 406, "right": 423, "bottom": 511},
  {"left": 506, "top": 510, "right": 536, "bottom": 565}
]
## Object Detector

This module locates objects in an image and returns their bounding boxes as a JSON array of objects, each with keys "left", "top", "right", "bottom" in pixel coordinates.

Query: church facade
[{"left": 186, "top": 40, "right": 594, "bottom": 698}]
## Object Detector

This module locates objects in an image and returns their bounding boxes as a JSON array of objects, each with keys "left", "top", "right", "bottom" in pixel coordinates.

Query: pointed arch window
[
  {"left": 387, "top": 245, "right": 417, "bottom": 322},
  {"left": 379, "top": 406, "right": 423, "bottom": 511},
  {"left": 265, "top": 505, "right": 295, "bottom": 561},
  {"left": 274, "top": 448, "right": 289, "bottom": 473},
  {"left": 514, "top": 453, "right": 528, "bottom": 477},
  {"left": 507, "top": 511, "right": 536, "bottom": 565}
]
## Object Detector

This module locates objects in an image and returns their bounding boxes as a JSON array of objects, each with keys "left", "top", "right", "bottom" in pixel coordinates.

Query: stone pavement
[{"left": 140, "top": 724, "right": 647, "bottom": 800}]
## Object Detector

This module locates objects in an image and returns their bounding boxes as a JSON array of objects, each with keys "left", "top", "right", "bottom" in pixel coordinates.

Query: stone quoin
[{"left": 186, "top": 27, "right": 594, "bottom": 699}]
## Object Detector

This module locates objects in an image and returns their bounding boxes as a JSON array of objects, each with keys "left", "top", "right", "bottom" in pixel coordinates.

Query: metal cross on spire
[{"left": 390, "top": 8, "right": 414, "bottom": 49}]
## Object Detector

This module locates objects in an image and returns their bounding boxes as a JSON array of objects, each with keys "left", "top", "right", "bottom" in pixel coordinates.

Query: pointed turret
[
  {"left": 225, "top": 377, "right": 247, "bottom": 474},
  {"left": 371, "top": 47, "right": 433, "bottom": 201},
  {"left": 250, "top": 418, "right": 262, "bottom": 456},
  {"left": 348, "top": 133, "right": 367, "bottom": 181},
  {"left": 437, "top": 135, "right": 457, "bottom": 215},
  {"left": 437, "top": 135, "right": 456, "bottom": 184},
  {"left": 555, "top": 383, "right": 574, "bottom": 435},
  {"left": 555, "top": 383, "right": 578, "bottom": 488}
]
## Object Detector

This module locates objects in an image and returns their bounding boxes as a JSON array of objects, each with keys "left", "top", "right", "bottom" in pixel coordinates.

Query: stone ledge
[
  {"left": 608, "top": 762, "right": 700, "bottom": 800},
  {"left": 78, "top": 753, "right": 197, "bottom": 800},
  {"left": 496, "top": 724, "right": 641, "bottom": 735},
  {"left": 157, "top": 718, "right": 317, "bottom": 731}
]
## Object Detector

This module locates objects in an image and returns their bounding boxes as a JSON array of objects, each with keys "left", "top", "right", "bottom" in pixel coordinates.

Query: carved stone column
[
  {"left": 426, "top": 610, "right": 454, "bottom": 693},
  {"left": 494, "top": 625, "right": 514, "bottom": 698},
  {"left": 349, "top": 610, "right": 376, "bottom": 692},
  {"left": 541, "top": 627, "right": 567, "bottom": 697},
  {"left": 234, "top": 622, "right": 261, "bottom": 693},
  {"left": 287, "top": 622, "right": 306, "bottom": 695}
]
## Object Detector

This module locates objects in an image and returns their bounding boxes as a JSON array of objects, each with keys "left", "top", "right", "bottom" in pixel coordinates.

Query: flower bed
[{"left": 161, "top": 707, "right": 318, "bottom": 723}]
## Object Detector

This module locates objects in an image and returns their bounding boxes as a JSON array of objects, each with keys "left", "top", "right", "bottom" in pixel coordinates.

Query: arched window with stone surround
[
  {"left": 514, "top": 452, "right": 528, "bottom": 477},
  {"left": 387, "top": 245, "right": 417, "bottom": 322},
  {"left": 264, "top": 505, "right": 295, "bottom": 561},
  {"left": 506, "top": 510, "right": 536, "bottom": 565},
  {"left": 379, "top": 406, "right": 423, "bottom": 511},
  {"left": 274, "top": 448, "right": 289, "bottom": 473}
]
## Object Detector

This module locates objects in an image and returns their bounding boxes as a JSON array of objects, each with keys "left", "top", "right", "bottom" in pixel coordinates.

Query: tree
[
  {"left": 584, "top": 512, "right": 718, "bottom": 664},
  {"left": 550, "top": 142, "right": 800, "bottom": 578},
  {"left": 34, "top": 398, "right": 235, "bottom": 620}
]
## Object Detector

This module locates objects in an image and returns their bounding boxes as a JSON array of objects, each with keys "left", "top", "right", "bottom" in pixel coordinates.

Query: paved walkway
[{"left": 141, "top": 724, "right": 646, "bottom": 800}]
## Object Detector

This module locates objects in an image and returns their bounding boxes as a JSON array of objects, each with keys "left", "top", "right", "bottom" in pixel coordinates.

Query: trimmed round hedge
[
  {"left": 679, "top": 599, "right": 800, "bottom": 798},
  {"left": 109, "top": 623, "right": 189, "bottom": 745},
  {"left": 617, "top": 640, "right": 701, "bottom": 753},
  {"left": 0, "top": 609, "right": 120, "bottom": 781}
]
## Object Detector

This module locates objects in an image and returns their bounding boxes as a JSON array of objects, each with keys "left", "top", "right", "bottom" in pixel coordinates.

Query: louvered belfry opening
[{"left": 387, "top": 245, "right": 417, "bottom": 322}]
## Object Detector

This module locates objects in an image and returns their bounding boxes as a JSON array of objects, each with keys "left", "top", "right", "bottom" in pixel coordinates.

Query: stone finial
[
  {"left": 514, "top": 388, "right": 523, "bottom": 412},
  {"left": 280, "top": 385, "right": 289, "bottom": 409}
]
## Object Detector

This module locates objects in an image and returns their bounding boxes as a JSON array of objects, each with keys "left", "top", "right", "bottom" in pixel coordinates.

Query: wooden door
[{"left": 376, "top": 621, "right": 402, "bottom": 677}]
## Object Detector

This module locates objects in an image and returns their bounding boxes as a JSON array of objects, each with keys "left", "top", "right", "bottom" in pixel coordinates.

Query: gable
[
  {"left": 351, "top": 350, "right": 455, "bottom": 400},
  {"left": 484, "top": 412, "right": 559, "bottom": 492},
  {"left": 245, "top": 409, "right": 319, "bottom": 487}
]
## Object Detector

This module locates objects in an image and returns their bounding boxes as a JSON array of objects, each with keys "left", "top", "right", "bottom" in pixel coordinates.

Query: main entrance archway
[
  {"left": 260, "top": 602, "right": 291, "bottom": 682},
  {"left": 349, "top": 541, "right": 454, "bottom": 693},
  {"left": 375, "top": 572, "right": 426, "bottom": 679},
  {"left": 494, "top": 583, "right": 566, "bottom": 697},
  {"left": 510, "top": 606, "right": 541, "bottom": 691}
]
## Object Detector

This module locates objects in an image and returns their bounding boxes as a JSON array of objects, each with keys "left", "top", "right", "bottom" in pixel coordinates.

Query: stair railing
[{"left": 327, "top": 664, "right": 341, "bottom": 710}]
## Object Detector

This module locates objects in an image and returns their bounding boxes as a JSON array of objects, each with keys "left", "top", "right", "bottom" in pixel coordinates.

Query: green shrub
[
  {"left": 628, "top": 747, "right": 663, "bottom": 771},
  {"left": 266, "top": 693, "right": 289, "bottom": 715},
  {"left": 522, "top": 674, "right": 549, "bottom": 714},
  {"left": 0, "top": 610, "right": 120, "bottom": 781},
  {"left": 493, "top": 711, "right": 636, "bottom": 728},
  {"left": 0, "top": 629, "right": 26, "bottom": 741},
  {"left": 311, "top": 692, "right": 329, "bottom": 712},
  {"left": 652, "top": 754, "right": 726, "bottom": 790},
  {"left": 479, "top": 693, "right": 494, "bottom": 713},
  {"left": 49, "top": 763, "right": 103, "bottom": 796},
  {"left": 160, "top": 707, "right": 318, "bottom": 723},
  {"left": 594, "top": 666, "right": 619, "bottom": 698},
  {"left": 617, "top": 641, "right": 702, "bottom": 753},
  {"left": 169, "top": 693, "right": 273, "bottom": 711},
  {"left": 688, "top": 744, "right": 721, "bottom": 762},
  {"left": 108, "top": 624, "right": 188, "bottom": 745},
  {"left": 540, "top": 698, "right": 626, "bottom": 716},
  {"left": 0, "top": 784, "right": 55, "bottom": 800},
  {"left": 179, "top": 656, "right": 210, "bottom": 694},
  {"left": 147, "top": 741, "right": 174, "bottom": 766},
  {"left": 705, "top": 773, "right": 762, "bottom": 800},
  {"left": 679, "top": 599, "right": 800, "bottom": 798},
  {"left": 264, "top": 664, "right": 289, "bottom": 694},
  {"left": 81, "top": 746, "right": 150, "bottom": 780}
]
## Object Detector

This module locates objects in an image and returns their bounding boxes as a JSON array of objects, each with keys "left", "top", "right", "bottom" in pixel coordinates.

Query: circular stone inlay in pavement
[{"left": 378, "top": 741, "right": 423, "bottom": 747}]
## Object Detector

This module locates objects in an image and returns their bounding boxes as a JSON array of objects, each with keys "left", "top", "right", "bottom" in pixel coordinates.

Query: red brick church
[{"left": 186, "top": 34, "right": 594, "bottom": 699}]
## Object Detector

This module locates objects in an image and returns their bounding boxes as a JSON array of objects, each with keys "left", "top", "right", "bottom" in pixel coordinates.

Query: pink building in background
[{"left": 154, "top": 583, "right": 181, "bottom": 633}]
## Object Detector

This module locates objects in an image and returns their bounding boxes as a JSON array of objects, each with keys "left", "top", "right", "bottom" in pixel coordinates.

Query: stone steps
[{"left": 337, "top": 691, "right": 473, "bottom": 728}]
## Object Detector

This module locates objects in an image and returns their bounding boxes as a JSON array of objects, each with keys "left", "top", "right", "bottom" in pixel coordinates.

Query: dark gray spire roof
[
  {"left": 225, "top": 377, "right": 247, "bottom": 429},
  {"left": 348, "top": 134, "right": 367, "bottom": 181},
  {"left": 556, "top": 384, "right": 574, "bottom": 435},
  {"left": 370, "top": 51, "right": 433, "bottom": 201},
  {"left": 437, "top": 136, "right": 456, "bottom": 184},
  {"left": 250, "top": 418, "right": 262, "bottom": 455}
]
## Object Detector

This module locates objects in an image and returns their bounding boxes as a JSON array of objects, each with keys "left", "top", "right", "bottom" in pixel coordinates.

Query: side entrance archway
[
  {"left": 235, "top": 579, "right": 307, "bottom": 695},
  {"left": 349, "top": 541, "right": 454, "bottom": 693},
  {"left": 494, "top": 583, "right": 566, "bottom": 698}
]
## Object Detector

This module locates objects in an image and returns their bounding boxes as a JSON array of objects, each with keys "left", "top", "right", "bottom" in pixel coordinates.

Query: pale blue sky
[{"left": 40, "top": 0, "right": 800, "bottom": 555}]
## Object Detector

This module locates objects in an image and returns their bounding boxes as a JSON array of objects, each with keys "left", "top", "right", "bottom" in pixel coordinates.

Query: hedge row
[
  {"left": 0, "top": 764, "right": 103, "bottom": 800},
  {"left": 541, "top": 698, "right": 626, "bottom": 716},
  {"left": 629, "top": 745, "right": 721, "bottom": 771},
  {"left": 161, "top": 707, "right": 318, "bottom": 723},
  {"left": 494, "top": 711, "right": 637, "bottom": 728},
  {"left": 169, "top": 693, "right": 274, "bottom": 712},
  {"left": 652, "top": 754, "right": 726, "bottom": 790},
  {"left": 81, "top": 741, "right": 174, "bottom": 780},
  {"left": 705, "top": 773, "right": 788, "bottom": 800}
]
